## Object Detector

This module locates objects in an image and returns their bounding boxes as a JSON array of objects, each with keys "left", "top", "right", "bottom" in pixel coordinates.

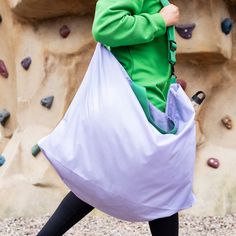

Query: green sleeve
[{"left": 92, "top": 0, "right": 167, "bottom": 47}]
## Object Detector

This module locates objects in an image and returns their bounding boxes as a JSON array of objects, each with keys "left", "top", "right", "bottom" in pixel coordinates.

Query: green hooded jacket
[{"left": 92, "top": 0, "right": 171, "bottom": 112}]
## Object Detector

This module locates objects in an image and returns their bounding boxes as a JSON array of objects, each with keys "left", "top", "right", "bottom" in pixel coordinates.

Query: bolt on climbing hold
[
  {"left": 0, "top": 108, "right": 10, "bottom": 126},
  {"left": 21, "top": 57, "right": 32, "bottom": 70},
  {"left": 32, "top": 144, "right": 41, "bottom": 157},
  {"left": 221, "top": 18, "right": 233, "bottom": 35},
  {"left": 0, "top": 59, "right": 9, "bottom": 78},
  {"left": 175, "top": 23, "right": 196, "bottom": 39},
  {"left": 221, "top": 115, "right": 232, "bottom": 129},
  {"left": 177, "top": 79, "right": 187, "bottom": 91},
  {"left": 0, "top": 155, "right": 5, "bottom": 166},
  {"left": 59, "top": 25, "right": 71, "bottom": 38},
  {"left": 41, "top": 96, "right": 54, "bottom": 109},
  {"left": 207, "top": 158, "right": 220, "bottom": 169},
  {"left": 191, "top": 91, "right": 206, "bottom": 112}
]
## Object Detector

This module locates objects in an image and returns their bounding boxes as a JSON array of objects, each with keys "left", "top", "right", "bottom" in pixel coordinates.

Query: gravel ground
[{"left": 0, "top": 213, "right": 236, "bottom": 236}]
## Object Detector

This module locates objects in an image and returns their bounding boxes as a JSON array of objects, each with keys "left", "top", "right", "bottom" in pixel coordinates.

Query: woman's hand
[{"left": 159, "top": 4, "right": 180, "bottom": 27}]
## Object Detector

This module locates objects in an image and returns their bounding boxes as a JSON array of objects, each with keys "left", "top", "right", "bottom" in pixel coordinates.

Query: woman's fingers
[{"left": 159, "top": 4, "right": 180, "bottom": 27}]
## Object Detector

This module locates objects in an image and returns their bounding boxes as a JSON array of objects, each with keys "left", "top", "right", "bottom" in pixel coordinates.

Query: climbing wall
[
  {"left": 0, "top": 0, "right": 236, "bottom": 219},
  {"left": 174, "top": 0, "right": 236, "bottom": 216}
]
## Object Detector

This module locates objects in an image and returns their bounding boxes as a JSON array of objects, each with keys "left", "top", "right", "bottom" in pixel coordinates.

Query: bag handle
[
  {"left": 129, "top": 0, "right": 178, "bottom": 135},
  {"left": 160, "top": 0, "right": 177, "bottom": 83}
]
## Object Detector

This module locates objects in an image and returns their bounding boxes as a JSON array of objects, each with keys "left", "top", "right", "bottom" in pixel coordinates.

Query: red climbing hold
[
  {"left": 207, "top": 158, "right": 220, "bottom": 169},
  {"left": 177, "top": 79, "right": 187, "bottom": 91},
  {"left": 0, "top": 60, "right": 8, "bottom": 78},
  {"left": 59, "top": 25, "right": 71, "bottom": 38}
]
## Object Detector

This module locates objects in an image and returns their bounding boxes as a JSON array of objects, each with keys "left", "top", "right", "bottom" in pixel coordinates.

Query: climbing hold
[
  {"left": 175, "top": 23, "right": 196, "bottom": 39},
  {"left": 31, "top": 144, "right": 41, "bottom": 157},
  {"left": 221, "top": 18, "right": 233, "bottom": 35},
  {"left": 191, "top": 91, "right": 206, "bottom": 105},
  {"left": 177, "top": 79, "right": 187, "bottom": 91},
  {"left": 0, "top": 15, "right": 2, "bottom": 24},
  {"left": 21, "top": 57, "right": 32, "bottom": 70},
  {"left": 191, "top": 91, "right": 206, "bottom": 112},
  {"left": 0, "top": 60, "right": 9, "bottom": 78},
  {"left": 0, "top": 108, "right": 10, "bottom": 126},
  {"left": 59, "top": 25, "right": 71, "bottom": 38},
  {"left": 207, "top": 158, "right": 220, "bottom": 169},
  {"left": 41, "top": 96, "right": 54, "bottom": 109},
  {"left": 221, "top": 115, "right": 232, "bottom": 129},
  {"left": 0, "top": 155, "right": 5, "bottom": 166}
]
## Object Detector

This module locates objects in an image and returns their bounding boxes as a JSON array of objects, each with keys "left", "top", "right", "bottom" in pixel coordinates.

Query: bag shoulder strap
[{"left": 160, "top": 0, "right": 177, "bottom": 83}]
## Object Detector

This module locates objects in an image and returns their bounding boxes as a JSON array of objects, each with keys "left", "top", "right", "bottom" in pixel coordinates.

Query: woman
[{"left": 37, "top": 0, "right": 180, "bottom": 235}]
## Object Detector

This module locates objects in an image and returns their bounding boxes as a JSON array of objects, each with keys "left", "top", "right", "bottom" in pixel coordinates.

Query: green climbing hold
[
  {"left": 0, "top": 155, "right": 5, "bottom": 166},
  {"left": 31, "top": 144, "right": 41, "bottom": 157}
]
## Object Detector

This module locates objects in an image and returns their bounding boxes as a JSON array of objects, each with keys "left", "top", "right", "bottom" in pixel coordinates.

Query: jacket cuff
[{"left": 151, "top": 13, "right": 167, "bottom": 37}]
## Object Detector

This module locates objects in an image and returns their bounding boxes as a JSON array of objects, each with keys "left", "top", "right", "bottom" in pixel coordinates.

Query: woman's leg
[
  {"left": 37, "top": 191, "right": 94, "bottom": 236},
  {"left": 148, "top": 212, "right": 179, "bottom": 236}
]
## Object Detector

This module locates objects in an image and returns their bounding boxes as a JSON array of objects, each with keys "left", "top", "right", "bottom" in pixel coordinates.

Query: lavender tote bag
[{"left": 38, "top": 41, "right": 196, "bottom": 221}]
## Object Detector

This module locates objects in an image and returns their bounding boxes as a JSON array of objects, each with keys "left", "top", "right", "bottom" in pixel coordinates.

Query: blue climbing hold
[
  {"left": 221, "top": 18, "right": 233, "bottom": 35},
  {"left": 0, "top": 155, "right": 5, "bottom": 166}
]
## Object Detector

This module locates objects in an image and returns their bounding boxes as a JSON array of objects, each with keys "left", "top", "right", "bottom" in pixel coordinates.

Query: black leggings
[{"left": 37, "top": 191, "right": 178, "bottom": 236}]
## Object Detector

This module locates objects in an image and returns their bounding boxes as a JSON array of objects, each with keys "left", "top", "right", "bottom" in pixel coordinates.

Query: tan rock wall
[
  {"left": 0, "top": 0, "right": 236, "bottom": 219},
  {"left": 7, "top": 0, "right": 97, "bottom": 20},
  {"left": 175, "top": 0, "right": 232, "bottom": 62}
]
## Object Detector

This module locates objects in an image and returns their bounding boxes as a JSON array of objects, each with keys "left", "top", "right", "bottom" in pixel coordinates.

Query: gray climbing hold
[
  {"left": 31, "top": 144, "right": 41, "bottom": 157},
  {"left": 21, "top": 57, "right": 32, "bottom": 70},
  {"left": 0, "top": 155, "right": 5, "bottom": 166},
  {"left": 221, "top": 18, "right": 233, "bottom": 35},
  {"left": 175, "top": 23, "right": 196, "bottom": 39},
  {"left": 0, "top": 108, "right": 10, "bottom": 126},
  {"left": 41, "top": 96, "right": 54, "bottom": 109}
]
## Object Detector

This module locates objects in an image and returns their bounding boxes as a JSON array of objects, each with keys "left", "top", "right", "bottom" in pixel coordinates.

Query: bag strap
[
  {"left": 160, "top": 0, "right": 177, "bottom": 83},
  {"left": 128, "top": 0, "right": 178, "bottom": 134}
]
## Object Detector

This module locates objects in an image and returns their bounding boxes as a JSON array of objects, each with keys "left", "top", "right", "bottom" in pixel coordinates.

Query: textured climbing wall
[
  {"left": 8, "top": 0, "right": 97, "bottom": 19},
  {"left": 0, "top": 0, "right": 236, "bottom": 219},
  {"left": 174, "top": 0, "right": 236, "bottom": 216}
]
